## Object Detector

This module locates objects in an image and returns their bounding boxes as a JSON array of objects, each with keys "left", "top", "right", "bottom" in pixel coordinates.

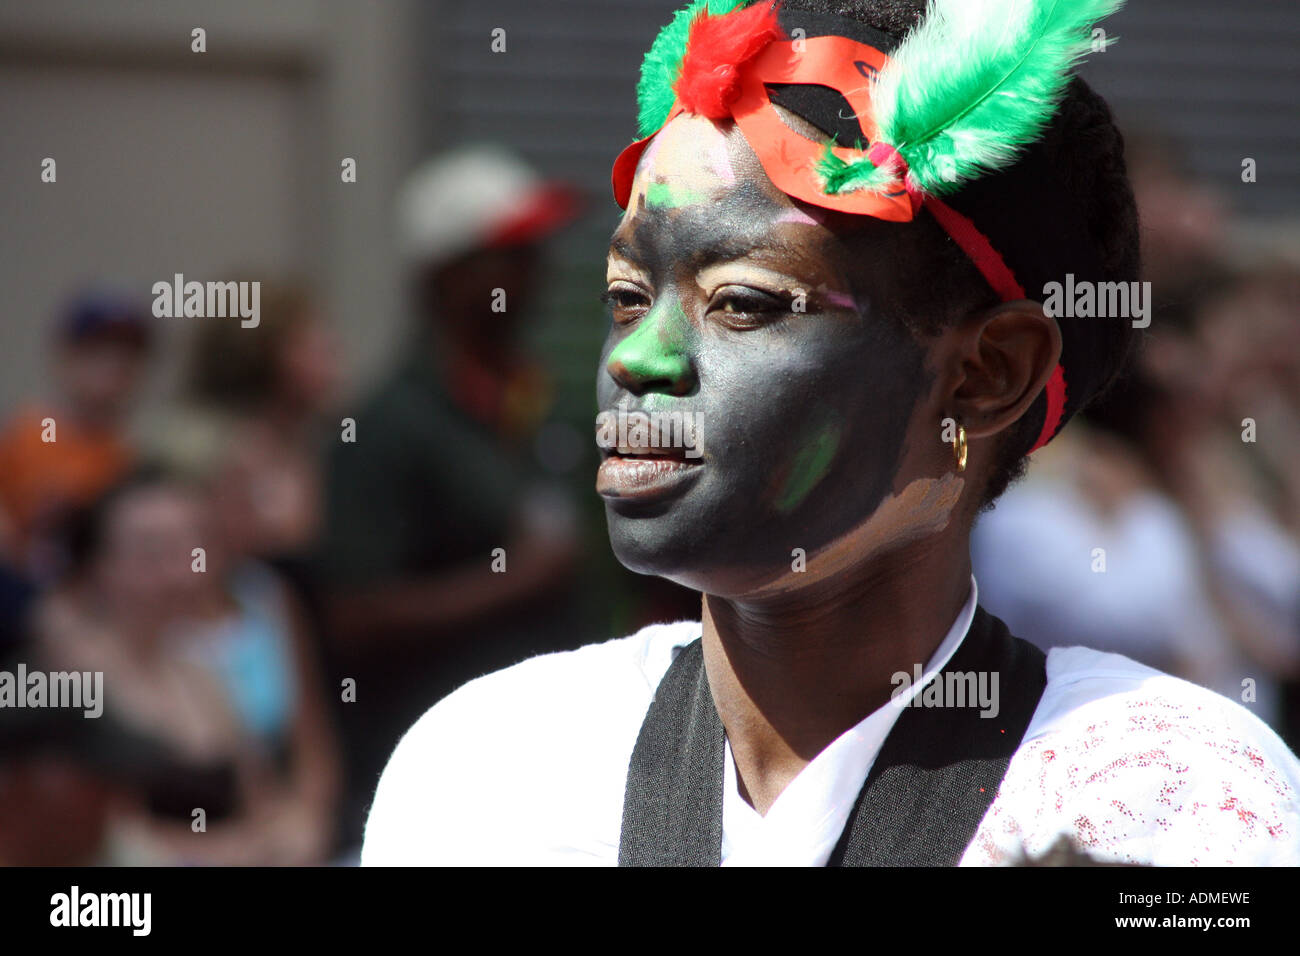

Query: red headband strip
[{"left": 922, "top": 196, "right": 1065, "bottom": 451}]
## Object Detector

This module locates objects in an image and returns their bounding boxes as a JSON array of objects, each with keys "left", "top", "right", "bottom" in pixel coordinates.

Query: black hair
[
  {"left": 782, "top": 0, "right": 1142, "bottom": 506},
  {"left": 59, "top": 463, "right": 188, "bottom": 579}
]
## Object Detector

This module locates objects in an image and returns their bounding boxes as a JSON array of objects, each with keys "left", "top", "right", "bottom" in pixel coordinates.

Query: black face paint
[{"left": 598, "top": 116, "right": 929, "bottom": 598}]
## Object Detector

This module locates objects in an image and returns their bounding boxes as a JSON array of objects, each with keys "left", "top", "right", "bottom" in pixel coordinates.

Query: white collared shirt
[
  {"left": 361, "top": 578, "right": 1300, "bottom": 867},
  {"left": 720, "top": 580, "right": 976, "bottom": 866}
]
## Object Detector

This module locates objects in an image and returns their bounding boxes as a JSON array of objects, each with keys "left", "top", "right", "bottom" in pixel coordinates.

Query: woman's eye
[
  {"left": 601, "top": 286, "right": 650, "bottom": 322},
  {"left": 720, "top": 294, "right": 777, "bottom": 313},
  {"left": 713, "top": 289, "right": 790, "bottom": 327}
]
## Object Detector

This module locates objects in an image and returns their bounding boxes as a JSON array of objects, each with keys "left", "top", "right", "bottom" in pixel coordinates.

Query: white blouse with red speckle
[
  {"left": 362, "top": 581, "right": 1300, "bottom": 867},
  {"left": 964, "top": 646, "right": 1300, "bottom": 866}
]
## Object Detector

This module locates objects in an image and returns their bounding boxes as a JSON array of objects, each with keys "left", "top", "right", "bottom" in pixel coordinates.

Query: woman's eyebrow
[
  {"left": 609, "top": 230, "right": 816, "bottom": 273},
  {"left": 609, "top": 235, "right": 640, "bottom": 264},
  {"left": 689, "top": 234, "right": 814, "bottom": 269}
]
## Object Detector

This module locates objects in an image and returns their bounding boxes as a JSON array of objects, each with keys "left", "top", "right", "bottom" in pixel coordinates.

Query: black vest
[{"left": 618, "top": 607, "right": 1046, "bottom": 866}]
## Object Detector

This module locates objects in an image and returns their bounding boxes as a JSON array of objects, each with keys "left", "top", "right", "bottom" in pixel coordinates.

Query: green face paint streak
[
  {"left": 775, "top": 420, "right": 842, "bottom": 513},
  {"left": 606, "top": 300, "right": 692, "bottom": 400},
  {"left": 655, "top": 300, "right": 689, "bottom": 347},
  {"left": 646, "top": 181, "right": 708, "bottom": 209}
]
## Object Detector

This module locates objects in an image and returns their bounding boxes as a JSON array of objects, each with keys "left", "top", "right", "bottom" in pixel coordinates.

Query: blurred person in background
[
  {"left": 24, "top": 465, "right": 340, "bottom": 865},
  {"left": 156, "top": 278, "right": 343, "bottom": 613},
  {"left": 0, "top": 289, "right": 154, "bottom": 583},
  {"left": 1192, "top": 264, "right": 1300, "bottom": 745},
  {"left": 973, "top": 200, "right": 1300, "bottom": 740},
  {"left": 317, "top": 143, "right": 584, "bottom": 843},
  {"left": 0, "top": 285, "right": 155, "bottom": 863},
  {"left": 1193, "top": 266, "right": 1300, "bottom": 536},
  {"left": 1122, "top": 127, "right": 1231, "bottom": 304}
]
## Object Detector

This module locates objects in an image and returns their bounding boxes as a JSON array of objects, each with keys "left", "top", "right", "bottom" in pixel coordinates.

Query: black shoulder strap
[
  {"left": 826, "top": 608, "right": 1047, "bottom": 865},
  {"left": 618, "top": 607, "right": 1047, "bottom": 867},
  {"left": 618, "top": 640, "right": 725, "bottom": 866}
]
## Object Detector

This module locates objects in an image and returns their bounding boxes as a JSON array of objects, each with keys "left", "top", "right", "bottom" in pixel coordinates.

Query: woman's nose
[{"left": 604, "top": 300, "right": 696, "bottom": 396}]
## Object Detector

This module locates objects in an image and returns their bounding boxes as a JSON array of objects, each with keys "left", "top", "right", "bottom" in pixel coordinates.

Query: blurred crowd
[
  {"left": 973, "top": 131, "right": 1300, "bottom": 746},
  {"left": 0, "top": 124, "right": 1297, "bottom": 865},
  {"left": 0, "top": 279, "right": 345, "bottom": 865},
  {"left": 0, "top": 143, "right": 696, "bottom": 865}
]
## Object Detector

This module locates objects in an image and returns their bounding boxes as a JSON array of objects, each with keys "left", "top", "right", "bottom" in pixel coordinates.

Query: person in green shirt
[{"left": 318, "top": 144, "right": 582, "bottom": 842}]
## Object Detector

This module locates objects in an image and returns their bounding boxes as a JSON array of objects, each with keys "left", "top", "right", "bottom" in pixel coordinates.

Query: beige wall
[{"left": 0, "top": 0, "right": 423, "bottom": 417}]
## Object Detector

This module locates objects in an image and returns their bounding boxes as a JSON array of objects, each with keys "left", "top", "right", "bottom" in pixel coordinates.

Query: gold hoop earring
[{"left": 952, "top": 423, "right": 968, "bottom": 473}]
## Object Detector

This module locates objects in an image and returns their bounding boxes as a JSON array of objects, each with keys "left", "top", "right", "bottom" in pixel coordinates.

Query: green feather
[
  {"left": 816, "top": 143, "right": 897, "bottom": 195},
  {"left": 828, "top": 0, "right": 1124, "bottom": 197},
  {"left": 635, "top": 0, "right": 753, "bottom": 138}
]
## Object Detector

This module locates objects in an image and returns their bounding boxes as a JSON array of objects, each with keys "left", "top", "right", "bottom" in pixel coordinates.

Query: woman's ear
[{"left": 945, "top": 299, "right": 1062, "bottom": 441}]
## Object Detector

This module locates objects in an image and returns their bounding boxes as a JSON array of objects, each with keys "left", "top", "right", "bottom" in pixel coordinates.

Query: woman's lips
[{"left": 596, "top": 454, "right": 702, "bottom": 501}]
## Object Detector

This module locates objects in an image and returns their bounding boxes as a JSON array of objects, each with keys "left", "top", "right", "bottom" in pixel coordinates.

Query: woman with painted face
[{"left": 363, "top": 0, "right": 1300, "bottom": 866}]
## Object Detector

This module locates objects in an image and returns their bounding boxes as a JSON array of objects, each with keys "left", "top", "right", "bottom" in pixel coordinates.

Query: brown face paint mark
[{"left": 756, "top": 473, "right": 965, "bottom": 594}]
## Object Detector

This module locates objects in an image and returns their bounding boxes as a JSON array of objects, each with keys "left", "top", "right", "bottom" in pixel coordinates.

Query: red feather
[{"left": 675, "top": 2, "right": 785, "bottom": 119}]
